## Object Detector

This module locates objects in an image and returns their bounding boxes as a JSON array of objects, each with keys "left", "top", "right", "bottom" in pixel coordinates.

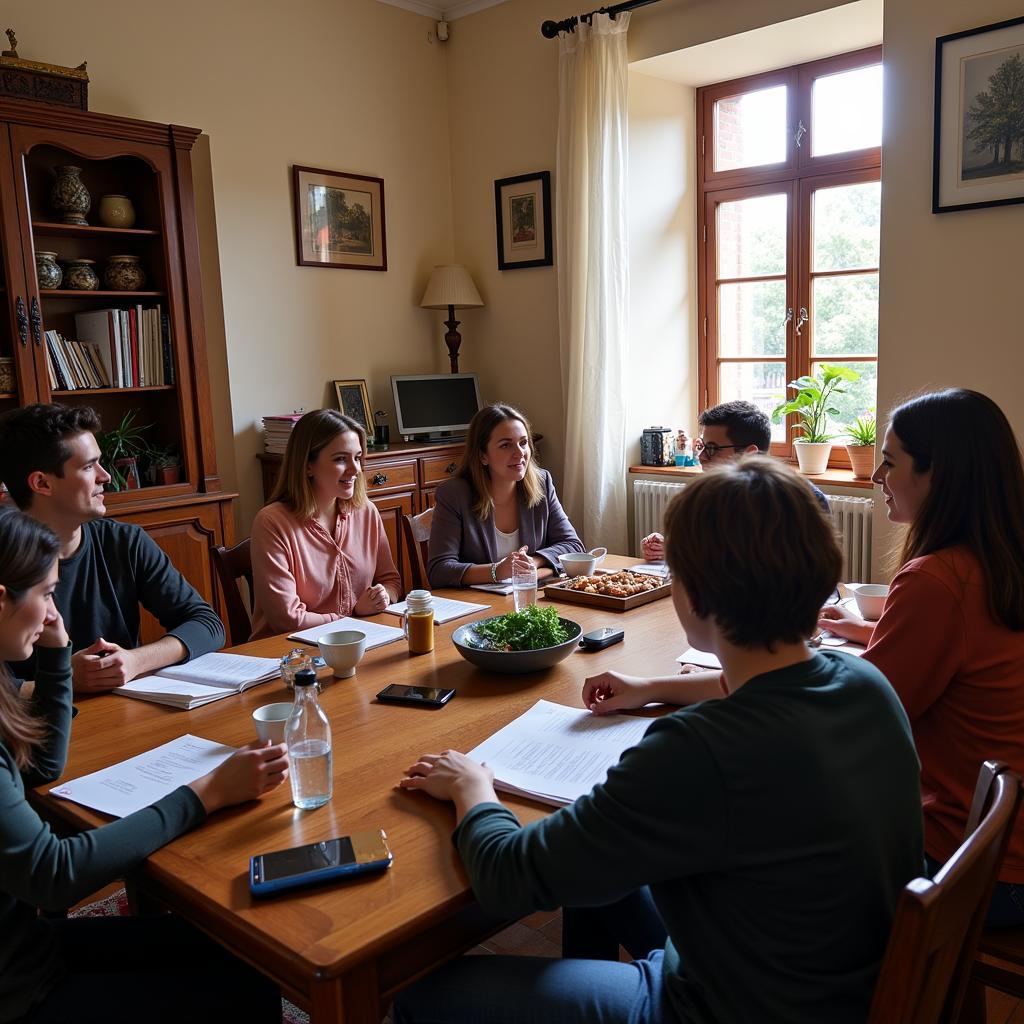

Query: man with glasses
[{"left": 642, "top": 401, "right": 829, "bottom": 561}]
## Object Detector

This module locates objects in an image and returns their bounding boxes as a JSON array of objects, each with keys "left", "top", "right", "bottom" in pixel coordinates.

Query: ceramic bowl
[
  {"left": 317, "top": 630, "right": 367, "bottom": 678},
  {"left": 252, "top": 702, "right": 293, "bottom": 744},
  {"left": 852, "top": 583, "right": 890, "bottom": 621},
  {"left": 452, "top": 616, "right": 582, "bottom": 674},
  {"left": 558, "top": 548, "right": 607, "bottom": 577}
]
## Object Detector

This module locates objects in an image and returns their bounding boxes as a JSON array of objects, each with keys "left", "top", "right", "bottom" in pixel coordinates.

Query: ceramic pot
[
  {"left": 51, "top": 165, "right": 91, "bottom": 225},
  {"left": 98, "top": 194, "right": 136, "bottom": 228},
  {"left": 159, "top": 465, "right": 182, "bottom": 485},
  {"left": 63, "top": 258, "right": 99, "bottom": 291},
  {"left": 793, "top": 440, "right": 832, "bottom": 475},
  {"left": 845, "top": 444, "right": 876, "bottom": 480},
  {"left": 35, "top": 251, "right": 62, "bottom": 289},
  {"left": 103, "top": 255, "right": 146, "bottom": 291}
]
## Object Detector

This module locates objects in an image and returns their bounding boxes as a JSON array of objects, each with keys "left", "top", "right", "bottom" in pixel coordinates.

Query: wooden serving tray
[{"left": 543, "top": 568, "right": 672, "bottom": 612}]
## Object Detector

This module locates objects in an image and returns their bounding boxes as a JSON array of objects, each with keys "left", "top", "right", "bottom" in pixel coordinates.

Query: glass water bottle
[{"left": 286, "top": 668, "right": 333, "bottom": 810}]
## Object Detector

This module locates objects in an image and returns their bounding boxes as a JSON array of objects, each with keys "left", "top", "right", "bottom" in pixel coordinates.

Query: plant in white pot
[
  {"left": 844, "top": 411, "right": 877, "bottom": 480},
  {"left": 772, "top": 364, "right": 860, "bottom": 475}
]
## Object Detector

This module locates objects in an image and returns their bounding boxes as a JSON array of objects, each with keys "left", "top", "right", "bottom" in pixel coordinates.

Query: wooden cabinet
[
  {"left": 258, "top": 441, "right": 464, "bottom": 594},
  {"left": 0, "top": 98, "right": 234, "bottom": 620}
]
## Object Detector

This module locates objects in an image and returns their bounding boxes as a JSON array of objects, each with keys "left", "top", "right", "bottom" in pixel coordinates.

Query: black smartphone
[
  {"left": 579, "top": 627, "right": 625, "bottom": 651},
  {"left": 376, "top": 683, "right": 455, "bottom": 708},
  {"left": 249, "top": 829, "right": 393, "bottom": 897}
]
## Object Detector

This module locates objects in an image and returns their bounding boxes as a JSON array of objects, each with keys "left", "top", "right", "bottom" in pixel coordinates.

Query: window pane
[
  {"left": 812, "top": 181, "right": 880, "bottom": 272},
  {"left": 714, "top": 85, "right": 787, "bottom": 172},
  {"left": 719, "top": 361, "right": 787, "bottom": 441},
  {"left": 810, "top": 360, "right": 877, "bottom": 437},
  {"left": 719, "top": 281, "right": 787, "bottom": 356},
  {"left": 811, "top": 273, "right": 878, "bottom": 356},
  {"left": 717, "top": 193, "right": 787, "bottom": 278},
  {"left": 811, "top": 64, "right": 882, "bottom": 157}
]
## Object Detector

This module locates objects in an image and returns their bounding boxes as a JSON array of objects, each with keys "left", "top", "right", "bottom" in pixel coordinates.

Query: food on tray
[
  {"left": 561, "top": 570, "right": 663, "bottom": 597},
  {"left": 471, "top": 605, "right": 571, "bottom": 651}
]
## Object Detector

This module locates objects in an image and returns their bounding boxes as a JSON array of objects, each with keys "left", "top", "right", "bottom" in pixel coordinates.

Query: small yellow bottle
[{"left": 403, "top": 589, "right": 435, "bottom": 655}]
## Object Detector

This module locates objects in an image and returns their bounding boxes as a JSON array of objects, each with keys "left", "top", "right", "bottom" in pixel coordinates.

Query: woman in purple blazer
[{"left": 427, "top": 404, "right": 584, "bottom": 589}]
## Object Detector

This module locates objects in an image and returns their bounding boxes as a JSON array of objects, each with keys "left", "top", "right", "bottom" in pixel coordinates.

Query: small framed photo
[
  {"left": 934, "top": 16, "right": 1024, "bottom": 213},
  {"left": 333, "top": 379, "right": 372, "bottom": 435},
  {"left": 293, "top": 165, "right": 387, "bottom": 270},
  {"left": 494, "top": 171, "right": 553, "bottom": 270}
]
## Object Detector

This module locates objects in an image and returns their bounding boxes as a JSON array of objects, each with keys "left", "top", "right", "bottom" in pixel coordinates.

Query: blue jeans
[{"left": 925, "top": 854, "right": 1024, "bottom": 928}]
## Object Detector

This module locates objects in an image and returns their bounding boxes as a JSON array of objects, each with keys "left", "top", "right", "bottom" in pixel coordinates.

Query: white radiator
[
  {"left": 829, "top": 495, "right": 874, "bottom": 583},
  {"left": 633, "top": 480, "right": 686, "bottom": 554}
]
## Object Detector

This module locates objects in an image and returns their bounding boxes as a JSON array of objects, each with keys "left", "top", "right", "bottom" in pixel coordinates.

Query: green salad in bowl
[{"left": 453, "top": 606, "right": 582, "bottom": 673}]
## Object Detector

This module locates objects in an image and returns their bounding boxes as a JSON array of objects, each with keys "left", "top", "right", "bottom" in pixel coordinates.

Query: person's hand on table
[
  {"left": 188, "top": 741, "right": 289, "bottom": 813},
  {"left": 582, "top": 671, "right": 655, "bottom": 715},
  {"left": 400, "top": 751, "right": 498, "bottom": 821},
  {"left": 354, "top": 583, "right": 390, "bottom": 615},
  {"left": 817, "top": 603, "right": 874, "bottom": 645},
  {"left": 641, "top": 533, "right": 664, "bottom": 562},
  {"left": 72, "top": 637, "right": 139, "bottom": 692}
]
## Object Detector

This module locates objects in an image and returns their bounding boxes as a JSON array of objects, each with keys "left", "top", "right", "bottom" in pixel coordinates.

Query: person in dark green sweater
[
  {"left": 396, "top": 457, "right": 923, "bottom": 1024},
  {"left": 0, "top": 505, "right": 288, "bottom": 1024}
]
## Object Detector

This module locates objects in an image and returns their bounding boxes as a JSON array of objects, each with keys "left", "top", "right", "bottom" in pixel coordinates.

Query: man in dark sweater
[
  {"left": 396, "top": 458, "right": 922, "bottom": 1024},
  {"left": 0, "top": 405, "right": 223, "bottom": 691}
]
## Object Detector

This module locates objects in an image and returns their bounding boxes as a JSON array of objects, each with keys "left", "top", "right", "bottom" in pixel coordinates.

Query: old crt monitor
[{"left": 391, "top": 373, "right": 482, "bottom": 442}]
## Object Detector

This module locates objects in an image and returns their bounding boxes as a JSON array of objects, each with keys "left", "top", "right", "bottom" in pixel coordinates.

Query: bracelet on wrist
[{"left": 490, "top": 561, "right": 499, "bottom": 584}]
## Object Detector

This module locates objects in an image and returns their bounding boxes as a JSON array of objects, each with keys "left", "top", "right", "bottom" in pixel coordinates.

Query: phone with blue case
[{"left": 249, "top": 829, "right": 393, "bottom": 897}]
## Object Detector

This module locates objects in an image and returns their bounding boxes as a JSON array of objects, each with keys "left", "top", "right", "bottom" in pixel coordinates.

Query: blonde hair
[
  {"left": 268, "top": 409, "right": 368, "bottom": 520},
  {"left": 459, "top": 404, "right": 544, "bottom": 521}
]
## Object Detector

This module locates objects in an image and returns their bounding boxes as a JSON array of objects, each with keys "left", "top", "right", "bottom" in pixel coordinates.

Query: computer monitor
[{"left": 391, "top": 373, "right": 482, "bottom": 442}]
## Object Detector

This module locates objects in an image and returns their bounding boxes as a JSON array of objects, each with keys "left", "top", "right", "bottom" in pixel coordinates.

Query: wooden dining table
[{"left": 31, "top": 556, "right": 686, "bottom": 1023}]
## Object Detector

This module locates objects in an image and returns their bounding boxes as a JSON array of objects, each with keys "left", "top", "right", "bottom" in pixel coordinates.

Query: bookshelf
[{"left": 0, "top": 98, "right": 235, "bottom": 637}]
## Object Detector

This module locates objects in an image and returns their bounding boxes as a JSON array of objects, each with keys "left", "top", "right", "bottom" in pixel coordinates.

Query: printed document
[
  {"left": 467, "top": 699, "right": 653, "bottom": 807},
  {"left": 50, "top": 734, "right": 236, "bottom": 818},
  {"left": 384, "top": 596, "right": 489, "bottom": 623}
]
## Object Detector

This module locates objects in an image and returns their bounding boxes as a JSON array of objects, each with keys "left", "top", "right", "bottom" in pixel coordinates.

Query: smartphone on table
[
  {"left": 249, "top": 829, "right": 393, "bottom": 897},
  {"left": 376, "top": 684, "right": 455, "bottom": 709}
]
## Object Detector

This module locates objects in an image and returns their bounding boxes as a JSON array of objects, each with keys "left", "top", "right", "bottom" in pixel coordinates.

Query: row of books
[
  {"left": 45, "top": 331, "right": 110, "bottom": 391},
  {"left": 72, "top": 306, "right": 174, "bottom": 389},
  {"left": 263, "top": 413, "right": 303, "bottom": 454}
]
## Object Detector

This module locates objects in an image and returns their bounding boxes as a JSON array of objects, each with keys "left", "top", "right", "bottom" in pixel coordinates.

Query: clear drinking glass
[{"left": 513, "top": 563, "right": 538, "bottom": 612}]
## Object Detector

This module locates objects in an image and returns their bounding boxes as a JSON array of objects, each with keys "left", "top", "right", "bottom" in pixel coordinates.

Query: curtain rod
[{"left": 541, "top": 0, "right": 661, "bottom": 39}]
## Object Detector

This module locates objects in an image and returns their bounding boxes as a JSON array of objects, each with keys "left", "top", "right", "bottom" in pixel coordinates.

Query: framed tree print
[{"left": 494, "top": 171, "right": 553, "bottom": 270}]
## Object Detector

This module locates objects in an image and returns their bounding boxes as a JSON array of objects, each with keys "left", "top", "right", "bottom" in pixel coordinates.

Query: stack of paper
[
  {"left": 384, "top": 596, "right": 489, "bottom": 623},
  {"left": 467, "top": 700, "right": 653, "bottom": 807},
  {"left": 263, "top": 414, "right": 303, "bottom": 454},
  {"left": 114, "top": 652, "right": 280, "bottom": 710},
  {"left": 470, "top": 581, "right": 514, "bottom": 596},
  {"left": 288, "top": 617, "right": 404, "bottom": 649}
]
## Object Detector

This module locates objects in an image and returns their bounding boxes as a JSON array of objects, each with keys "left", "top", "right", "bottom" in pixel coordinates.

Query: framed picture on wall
[
  {"left": 933, "top": 15, "right": 1024, "bottom": 213},
  {"left": 494, "top": 171, "right": 553, "bottom": 270},
  {"left": 333, "top": 379, "right": 372, "bottom": 434},
  {"left": 293, "top": 165, "right": 387, "bottom": 269}
]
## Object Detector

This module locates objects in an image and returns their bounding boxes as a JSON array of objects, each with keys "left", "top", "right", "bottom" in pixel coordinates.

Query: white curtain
[{"left": 556, "top": 13, "right": 630, "bottom": 553}]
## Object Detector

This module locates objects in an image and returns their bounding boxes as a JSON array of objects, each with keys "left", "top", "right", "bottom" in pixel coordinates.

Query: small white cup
[
  {"left": 318, "top": 629, "right": 367, "bottom": 678},
  {"left": 252, "top": 702, "right": 293, "bottom": 744},
  {"left": 851, "top": 583, "right": 890, "bottom": 621}
]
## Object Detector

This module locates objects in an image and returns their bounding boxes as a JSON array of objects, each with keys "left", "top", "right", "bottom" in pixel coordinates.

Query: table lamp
[{"left": 420, "top": 264, "right": 484, "bottom": 373}]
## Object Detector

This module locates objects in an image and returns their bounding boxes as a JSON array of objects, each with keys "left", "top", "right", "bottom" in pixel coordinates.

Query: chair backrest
[
  {"left": 867, "top": 760, "right": 1022, "bottom": 1024},
  {"left": 401, "top": 507, "right": 433, "bottom": 592},
  {"left": 211, "top": 538, "right": 253, "bottom": 647}
]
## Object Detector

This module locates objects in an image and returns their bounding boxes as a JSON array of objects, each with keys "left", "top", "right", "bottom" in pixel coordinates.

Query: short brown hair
[
  {"left": 268, "top": 409, "right": 368, "bottom": 520},
  {"left": 663, "top": 456, "right": 841, "bottom": 649}
]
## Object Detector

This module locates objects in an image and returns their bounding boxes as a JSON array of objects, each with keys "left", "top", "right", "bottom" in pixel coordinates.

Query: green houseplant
[
  {"left": 771, "top": 364, "right": 860, "bottom": 475},
  {"left": 96, "top": 409, "right": 150, "bottom": 491},
  {"left": 844, "top": 411, "right": 877, "bottom": 480},
  {"left": 146, "top": 443, "right": 182, "bottom": 486}
]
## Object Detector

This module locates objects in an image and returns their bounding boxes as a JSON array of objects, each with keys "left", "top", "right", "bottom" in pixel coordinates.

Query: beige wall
[
  {"left": 873, "top": 0, "right": 1024, "bottom": 571},
  {"left": 8, "top": 0, "right": 454, "bottom": 526}
]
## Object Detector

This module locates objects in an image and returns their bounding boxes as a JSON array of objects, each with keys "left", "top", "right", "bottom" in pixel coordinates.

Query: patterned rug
[{"left": 71, "top": 887, "right": 310, "bottom": 1024}]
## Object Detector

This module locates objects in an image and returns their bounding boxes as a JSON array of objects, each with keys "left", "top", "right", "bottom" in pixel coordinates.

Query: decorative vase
[
  {"left": 103, "top": 255, "right": 146, "bottom": 291},
  {"left": 63, "top": 258, "right": 99, "bottom": 291},
  {"left": 98, "top": 194, "right": 136, "bottom": 228},
  {"left": 35, "top": 251, "right": 62, "bottom": 289},
  {"left": 114, "top": 457, "right": 141, "bottom": 490},
  {"left": 793, "top": 440, "right": 832, "bottom": 475},
  {"left": 51, "top": 165, "right": 91, "bottom": 225},
  {"left": 846, "top": 444, "right": 876, "bottom": 480}
]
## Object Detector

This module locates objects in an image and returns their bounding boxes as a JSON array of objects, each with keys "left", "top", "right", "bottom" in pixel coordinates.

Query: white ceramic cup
[
  {"left": 851, "top": 583, "right": 890, "bottom": 621},
  {"left": 318, "top": 630, "right": 368, "bottom": 678},
  {"left": 252, "top": 702, "right": 293, "bottom": 744},
  {"left": 558, "top": 547, "right": 607, "bottom": 577}
]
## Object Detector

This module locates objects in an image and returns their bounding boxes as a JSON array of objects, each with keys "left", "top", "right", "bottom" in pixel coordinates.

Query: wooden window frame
[{"left": 697, "top": 46, "right": 882, "bottom": 464}]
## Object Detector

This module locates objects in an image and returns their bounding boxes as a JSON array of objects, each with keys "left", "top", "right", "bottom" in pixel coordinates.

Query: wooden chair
[
  {"left": 401, "top": 507, "right": 433, "bottom": 592},
  {"left": 867, "top": 760, "right": 1022, "bottom": 1024},
  {"left": 211, "top": 538, "right": 253, "bottom": 646}
]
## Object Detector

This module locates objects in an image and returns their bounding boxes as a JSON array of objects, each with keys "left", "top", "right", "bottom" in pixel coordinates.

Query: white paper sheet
[
  {"left": 383, "top": 597, "right": 489, "bottom": 624},
  {"left": 288, "top": 617, "right": 404, "bottom": 649},
  {"left": 628, "top": 563, "right": 671, "bottom": 578},
  {"left": 50, "top": 734, "right": 236, "bottom": 818},
  {"left": 675, "top": 647, "right": 722, "bottom": 669},
  {"left": 469, "top": 581, "right": 515, "bottom": 595},
  {"left": 467, "top": 699, "right": 653, "bottom": 807}
]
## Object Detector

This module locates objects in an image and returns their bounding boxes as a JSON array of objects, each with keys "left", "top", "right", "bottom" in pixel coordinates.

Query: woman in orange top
[{"left": 820, "top": 388, "right": 1024, "bottom": 926}]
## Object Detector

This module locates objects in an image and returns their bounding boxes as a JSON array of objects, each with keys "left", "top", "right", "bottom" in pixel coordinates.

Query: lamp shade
[{"left": 420, "top": 264, "right": 484, "bottom": 310}]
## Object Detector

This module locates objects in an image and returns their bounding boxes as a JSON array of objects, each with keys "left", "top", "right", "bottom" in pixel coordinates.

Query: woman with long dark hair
[
  {"left": 0, "top": 505, "right": 288, "bottom": 1022},
  {"left": 427, "top": 403, "right": 583, "bottom": 588},
  {"left": 820, "top": 388, "right": 1024, "bottom": 925}
]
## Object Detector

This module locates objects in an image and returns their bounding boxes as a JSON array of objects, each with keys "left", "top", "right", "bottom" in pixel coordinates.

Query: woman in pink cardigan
[{"left": 249, "top": 409, "right": 401, "bottom": 640}]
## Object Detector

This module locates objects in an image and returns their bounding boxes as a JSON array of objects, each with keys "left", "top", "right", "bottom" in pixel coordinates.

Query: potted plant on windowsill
[
  {"left": 844, "top": 411, "right": 877, "bottom": 480},
  {"left": 96, "top": 409, "right": 150, "bottom": 491},
  {"left": 772, "top": 364, "right": 860, "bottom": 476}
]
